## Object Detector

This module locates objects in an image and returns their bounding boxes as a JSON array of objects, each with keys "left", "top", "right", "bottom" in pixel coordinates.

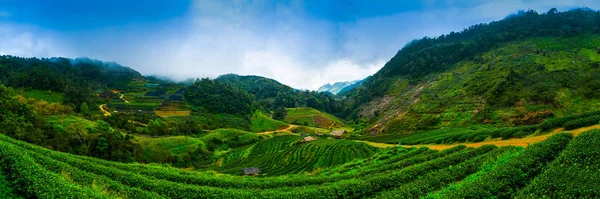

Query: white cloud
[
  {"left": 1, "top": 0, "right": 600, "bottom": 90},
  {"left": 0, "top": 24, "right": 69, "bottom": 58}
]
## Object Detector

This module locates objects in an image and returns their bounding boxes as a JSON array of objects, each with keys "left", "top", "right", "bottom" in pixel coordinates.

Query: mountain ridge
[{"left": 317, "top": 79, "right": 363, "bottom": 94}]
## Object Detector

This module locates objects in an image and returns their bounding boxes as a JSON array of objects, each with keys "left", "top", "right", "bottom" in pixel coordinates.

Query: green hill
[
  {"left": 0, "top": 8, "right": 600, "bottom": 199},
  {"left": 1, "top": 124, "right": 599, "bottom": 198},
  {"left": 285, "top": 107, "right": 345, "bottom": 128},
  {"left": 250, "top": 111, "right": 288, "bottom": 133},
  {"left": 342, "top": 9, "right": 600, "bottom": 135}
]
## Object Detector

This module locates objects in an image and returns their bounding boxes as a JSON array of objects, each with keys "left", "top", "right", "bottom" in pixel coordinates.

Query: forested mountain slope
[
  {"left": 0, "top": 56, "right": 142, "bottom": 111},
  {"left": 342, "top": 9, "right": 600, "bottom": 134},
  {"left": 216, "top": 74, "right": 342, "bottom": 114}
]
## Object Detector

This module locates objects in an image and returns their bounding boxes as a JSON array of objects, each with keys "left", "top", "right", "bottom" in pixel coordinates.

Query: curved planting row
[
  {"left": 517, "top": 130, "right": 600, "bottom": 198},
  {"left": 363, "top": 111, "right": 600, "bottom": 145},
  {"left": 440, "top": 133, "right": 573, "bottom": 198},
  {"left": 215, "top": 137, "right": 379, "bottom": 176},
  {"left": 0, "top": 131, "right": 596, "bottom": 198},
  {"left": 373, "top": 147, "right": 522, "bottom": 199}
]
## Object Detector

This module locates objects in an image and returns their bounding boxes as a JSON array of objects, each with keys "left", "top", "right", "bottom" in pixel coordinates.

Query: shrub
[
  {"left": 517, "top": 130, "right": 600, "bottom": 198},
  {"left": 562, "top": 115, "right": 600, "bottom": 130},
  {"left": 444, "top": 133, "right": 573, "bottom": 198}
]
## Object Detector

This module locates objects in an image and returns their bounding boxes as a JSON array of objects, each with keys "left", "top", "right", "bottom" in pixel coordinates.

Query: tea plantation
[{"left": 0, "top": 129, "right": 598, "bottom": 198}]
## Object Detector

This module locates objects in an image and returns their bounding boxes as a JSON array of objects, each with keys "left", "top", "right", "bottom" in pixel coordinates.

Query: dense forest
[
  {"left": 0, "top": 56, "right": 141, "bottom": 112},
  {"left": 216, "top": 74, "right": 342, "bottom": 114}
]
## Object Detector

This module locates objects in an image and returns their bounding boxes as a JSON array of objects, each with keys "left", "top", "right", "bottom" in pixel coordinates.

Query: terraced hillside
[
  {"left": 211, "top": 136, "right": 378, "bottom": 176},
  {"left": 285, "top": 108, "right": 345, "bottom": 128},
  {"left": 0, "top": 128, "right": 598, "bottom": 198}
]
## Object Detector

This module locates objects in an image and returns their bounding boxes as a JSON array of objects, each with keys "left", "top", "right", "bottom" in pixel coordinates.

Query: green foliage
[
  {"left": 0, "top": 138, "right": 108, "bottom": 198},
  {"left": 250, "top": 111, "right": 288, "bottom": 133},
  {"left": 272, "top": 106, "right": 287, "bottom": 121},
  {"left": 184, "top": 78, "right": 254, "bottom": 115},
  {"left": 538, "top": 111, "right": 600, "bottom": 131},
  {"left": 20, "top": 89, "right": 65, "bottom": 103},
  {"left": 562, "top": 115, "right": 600, "bottom": 130},
  {"left": 0, "top": 169, "right": 21, "bottom": 199},
  {"left": 345, "top": 9, "right": 600, "bottom": 116},
  {"left": 0, "top": 129, "right": 595, "bottom": 198},
  {"left": 374, "top": 147, "right": 519, "bottom": 199},
  {"left": 217, "top": 74, "right": 343, "bottom": 116},
  {"left": 517, "top": 130, "right": 600, "bottom": 198},
  {"left": 444, "top": 133, "right": 573, "bottom": 198},
  {"left": 284, "top": 108, "right": 344, "bottom": 128},
  {"left": 425, "top": 147, "right": 523, "bottom": 199},
  {"left": 360, "top": 125, "right": 540, "bottom": 145},
  {"left": 213, "top": 136, "right": 378, "bottom": 176}
]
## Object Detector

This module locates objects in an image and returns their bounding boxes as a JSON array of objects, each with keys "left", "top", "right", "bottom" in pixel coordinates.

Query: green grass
[
  {"left": 133, "top": 136, "right": 204, "bottom": 156},
  {"left": 250, "top": 112, "right": 288, "bottom": 133},
  {"left": 20, "top": 89, "right": 65, "bottom": 103},
  {"left": 284, "top": 108, "right": 345, "bottom": 128},
  {"left": 46, "top": 115, "right": 98, "bottom": 129},
  {"left": 132, "top": 129, "right": 262, "bottom": 164}
]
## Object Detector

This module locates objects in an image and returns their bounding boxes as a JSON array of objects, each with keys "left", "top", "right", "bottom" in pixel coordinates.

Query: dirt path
[
  {"left": 110, "top": 90, "right": 129, "bottom": 103},
  {"left": 256, "top": 125, "right": 297, "bottom": 135},
  {"left": 119, "top": 93, "right": 130, "bottom": 103},
  {"left": 358, "top": 125, "right": 600, "bottom": 150},
  {"left": 128, "top": 120, "right": 147, "bottom": 127},
  {"left": 100, "top": 104, "right": 111, "bottom": 117}
]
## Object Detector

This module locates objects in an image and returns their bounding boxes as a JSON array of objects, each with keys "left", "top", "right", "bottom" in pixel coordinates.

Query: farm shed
[
  {"left": 330, "top": 130, "right": 345, "bottom": 138},
  {"left": 242, "top": 167, "right": 260, "bottom": 176},
  {"left": 301, "top": 136, "right": 316, "bottom": 143}
]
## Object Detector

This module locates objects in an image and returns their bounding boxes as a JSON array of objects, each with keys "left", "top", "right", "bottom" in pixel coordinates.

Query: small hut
[
  {"left": 242, "top": 167, "right": 260, "bottom": 176},
  {"left": 301, "top": 136, "right": 316, "bottom": 143},
  {"left": 330, "top": 130, "right": 345, "bottom": 139}
]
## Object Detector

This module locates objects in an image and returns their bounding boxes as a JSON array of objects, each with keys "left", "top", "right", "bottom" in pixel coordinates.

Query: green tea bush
[
  {"left": 562, "top": 115, "right": 600, "bottom": 130},
  {"left": 517, "top": 130, "right": 600, "bottom": 198},
  {"left": 444, "top": 133, "right": 573, "bottom": 198},
  {"left": 538, "top": 111, "right": 600, "bottom": 131}
]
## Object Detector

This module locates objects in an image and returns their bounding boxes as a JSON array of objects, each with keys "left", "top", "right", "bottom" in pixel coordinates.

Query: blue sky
[{"left": 0, "top": 0, "right": 599, "bottom": 89}]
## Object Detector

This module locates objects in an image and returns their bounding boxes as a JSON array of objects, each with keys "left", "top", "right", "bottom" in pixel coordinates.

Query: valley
[{"left": 0, "top": 8, "right": 599, "bottom": 198}]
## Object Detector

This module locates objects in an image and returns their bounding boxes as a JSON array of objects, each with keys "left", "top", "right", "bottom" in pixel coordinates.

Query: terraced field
[
  {"left": 285, "top": 108, "right": 345, "bottom": 128},
  {"left": 212, "top": 136, "right": 378, "bottom": 175},
  {"left": 359, "top": 111, "right": 600, "bottom": 145},
  {"left": 0, "top": 128, "right": 597, "bottom": 198}
]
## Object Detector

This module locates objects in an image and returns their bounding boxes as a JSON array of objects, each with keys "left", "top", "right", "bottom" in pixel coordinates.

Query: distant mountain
[
  {"left": 317, "top": 80, "right": 363, "bottom": 94},
  {"left": 215, "top": 74, "right": 342, "bottom": 114}
]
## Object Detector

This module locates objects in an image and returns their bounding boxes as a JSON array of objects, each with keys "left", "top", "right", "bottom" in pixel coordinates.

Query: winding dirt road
[
  {"left": 256, "top": 125, "right": 297, "bottom": 135},
  {"left": 100, "top": 104, "right": 111, "bottom": 117}
]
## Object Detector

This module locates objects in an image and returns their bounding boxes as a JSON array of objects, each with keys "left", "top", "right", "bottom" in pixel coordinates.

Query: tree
[
  {"left": 273, "top": 106, "right": 287, "bottom": 120},
  {"left": 184, "top": 78, "right": 255, "bottom": 115},
  {"left": 80, "top": 103, "right": 90, "bottom": 115},
  {"left": 97, "top": 137, "right": 109, "bottom": 155}
]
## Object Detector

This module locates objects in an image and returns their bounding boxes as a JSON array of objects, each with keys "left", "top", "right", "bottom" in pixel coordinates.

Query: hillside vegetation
[
  {"left": 285, "top": 108, "right": 345, "bottom": 128},
  {"left": 341, "top": 9, "right": 600, "bottom": 136},
  {"left": 0, "top": 8, "right": 599, "bottom": 199},
  {"left": 1, "top": 128, "right": 599, "bottom": 198}
]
